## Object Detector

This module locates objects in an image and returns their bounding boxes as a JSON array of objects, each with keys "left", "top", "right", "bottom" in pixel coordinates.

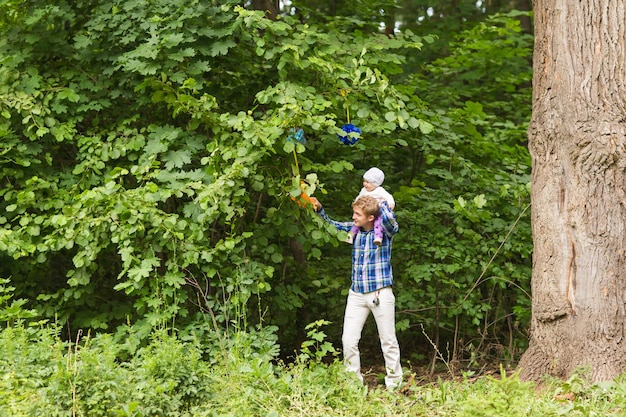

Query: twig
[{"left": 462, "top": 202, "right": 530, "bottom": 302}]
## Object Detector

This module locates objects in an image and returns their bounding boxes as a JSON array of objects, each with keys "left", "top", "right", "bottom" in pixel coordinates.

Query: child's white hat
[{"left": 363, "top": 167, "right": 385, "bottom": 187}]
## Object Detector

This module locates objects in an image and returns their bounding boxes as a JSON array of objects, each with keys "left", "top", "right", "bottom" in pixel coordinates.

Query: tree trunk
[
  {"left": 518, "top": 0, "right": 626, "bottom": 382},
  {"left": 250, "top": 0, "right": 280, "bottom": 20}
]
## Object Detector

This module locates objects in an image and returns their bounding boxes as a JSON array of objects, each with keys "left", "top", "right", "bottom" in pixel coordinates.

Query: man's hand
[{"left": 309, "top": 197, "right": 322, "bottom": 211}]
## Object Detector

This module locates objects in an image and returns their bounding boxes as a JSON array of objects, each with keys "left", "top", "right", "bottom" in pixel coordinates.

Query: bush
[{"left": 1, "top": 322, "right": 626, "bottom": 416}]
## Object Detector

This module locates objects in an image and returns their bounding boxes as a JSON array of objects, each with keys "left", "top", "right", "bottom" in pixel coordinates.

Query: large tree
[{"left": 518, "top": 0, "right": 626, "bottom": 382}]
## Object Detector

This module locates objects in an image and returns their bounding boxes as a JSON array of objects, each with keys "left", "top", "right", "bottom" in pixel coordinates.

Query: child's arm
[
  {"left": 381, "top": 188, "right": 395, "bottom": 210},
  {"left": 379, "top": 201, "right": 398, "bottom": 237}
]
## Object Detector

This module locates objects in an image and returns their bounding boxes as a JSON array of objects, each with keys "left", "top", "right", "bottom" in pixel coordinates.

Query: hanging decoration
[
  {"left": 285, "top": 127, "right": 315, "bottom": 208},
  {"left": 286, "top": 127, "right": 306, "bottom": 145},
  {"left": 337, "top": 89, "right": 361, "bottom": 145}
]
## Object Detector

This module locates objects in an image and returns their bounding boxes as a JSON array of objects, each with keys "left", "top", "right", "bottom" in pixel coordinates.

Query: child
[{"left": 347, "top": 167, "right": 395, "bottom": 246}]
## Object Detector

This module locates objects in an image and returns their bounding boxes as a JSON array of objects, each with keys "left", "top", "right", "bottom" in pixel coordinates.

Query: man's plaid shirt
[{"left": 316, "top": 201, "right": 398, "bottom": 294}]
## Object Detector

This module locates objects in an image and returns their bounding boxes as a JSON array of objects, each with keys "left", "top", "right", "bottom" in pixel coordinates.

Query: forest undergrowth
[{"left": 1, "top": 320, "right": 625, "bottom": 417}]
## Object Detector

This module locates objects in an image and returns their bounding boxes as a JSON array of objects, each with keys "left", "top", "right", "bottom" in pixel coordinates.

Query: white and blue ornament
[{"left": 338, "top": 123, "right": 361, "bottom": 145}]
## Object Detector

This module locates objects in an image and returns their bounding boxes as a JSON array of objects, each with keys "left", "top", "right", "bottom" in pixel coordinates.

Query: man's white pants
[{"left": 342, "top": 287, "right": 402, "bottom": 388}]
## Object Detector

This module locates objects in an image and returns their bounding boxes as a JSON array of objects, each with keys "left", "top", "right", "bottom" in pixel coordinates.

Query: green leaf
[
  {"left": 418, "top": 119, "right": 434, "bottom": 134},
  {"left": 163, "top": 149, "right": 192, "bottom": 169},
  {"left": 473, "top": 194, "right": 487, "bottom": 208},
  {"left": 283, "top": 140, "right": 295, "bottom": 154},
  {"left": 357, "top": 107, "right": 370, "bottom": 118},
  {"left": 144, "top": 138, "right": 168, "bottom": 155},
  {"left": 210, "top": 39, "right": 236, "bottom": 56}
]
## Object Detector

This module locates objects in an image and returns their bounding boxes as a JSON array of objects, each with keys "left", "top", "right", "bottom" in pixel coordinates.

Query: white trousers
[{"left": 342, "top": 287, "right": 402, "bottom": 388}]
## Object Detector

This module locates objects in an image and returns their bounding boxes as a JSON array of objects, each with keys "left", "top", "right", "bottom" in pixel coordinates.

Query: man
[{"left": 311, "top": 195, "right": 402, "bottom": 389}]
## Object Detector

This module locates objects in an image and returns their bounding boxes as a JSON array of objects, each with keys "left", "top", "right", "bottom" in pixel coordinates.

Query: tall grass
[{"left": 0, "top": 321, "right": 625, "bottom": 416}]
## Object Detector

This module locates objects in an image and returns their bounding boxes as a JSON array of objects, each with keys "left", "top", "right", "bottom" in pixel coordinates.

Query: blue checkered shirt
[{"left": 316, "top": 201, "right": 398, "bottom": 293}]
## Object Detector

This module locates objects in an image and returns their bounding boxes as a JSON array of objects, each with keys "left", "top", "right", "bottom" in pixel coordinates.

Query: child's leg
[
  {"left": 347, "top": 225, "right": 359, "bottom": 244},
  {"left": 374, "top": 216, "right": 383, "bottom": 246}
]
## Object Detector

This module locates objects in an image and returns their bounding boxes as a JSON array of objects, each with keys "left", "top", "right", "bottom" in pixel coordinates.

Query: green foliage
[
  {"left": 299, "top": 11, "right": 533, "bottom": 366},
  {"left": 390, "top": 11, "right": 533, "bottom": 362},
  {"left": 298, "top": 319, "right": 338, "bottom": 363},
  {"left": 0, "top": 0, "right": 428, "bottom": 341},
  {"left": 0, "top": 277, "right": 37, "bottom": 323},
  {"left": 0, "top": 0, "right": 534, "bottom": 373},
  {"left": 2, "top": 322, "right": 626, "bottom": 416},
  {"left": 459, "top": 367, "right": 537, "bottom": 416}
]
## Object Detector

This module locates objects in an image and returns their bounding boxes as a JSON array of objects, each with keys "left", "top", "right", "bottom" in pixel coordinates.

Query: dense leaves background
[{"left": 0, "top": 0, "right": 532, "bottom": 370}]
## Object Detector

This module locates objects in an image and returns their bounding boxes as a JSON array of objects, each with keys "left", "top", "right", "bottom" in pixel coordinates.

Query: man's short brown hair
[{"left": 352, "top": 195, "right": 380, "bottom": 217}]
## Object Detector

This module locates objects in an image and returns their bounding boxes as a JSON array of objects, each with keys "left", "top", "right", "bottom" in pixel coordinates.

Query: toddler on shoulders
[{"left": 348, "top": 167, "right": 395, "bottom": 246}]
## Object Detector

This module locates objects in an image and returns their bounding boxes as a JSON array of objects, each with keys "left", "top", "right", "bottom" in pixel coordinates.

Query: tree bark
[
  {"left": 518, "top": 0, "right": 626, "bottom": 382},
  {"left": 250, "top": 0, "right": 280, "bottom": 20}
]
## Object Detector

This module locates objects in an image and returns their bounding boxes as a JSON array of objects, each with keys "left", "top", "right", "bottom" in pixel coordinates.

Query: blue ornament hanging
[
  {"left": 286, "top": 127, "right": 306, "bottom": 145},
  {"left": 338, "top": 123, "right": 361, "bottom": 145},
  {"left": 337, "top": 89, "right": 361, "bottom": 145}
]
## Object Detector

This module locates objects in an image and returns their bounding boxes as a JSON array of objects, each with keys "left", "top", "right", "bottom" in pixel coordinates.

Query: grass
[{"left": 0, "top": 322, "right": 625, "bottom": 416}]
